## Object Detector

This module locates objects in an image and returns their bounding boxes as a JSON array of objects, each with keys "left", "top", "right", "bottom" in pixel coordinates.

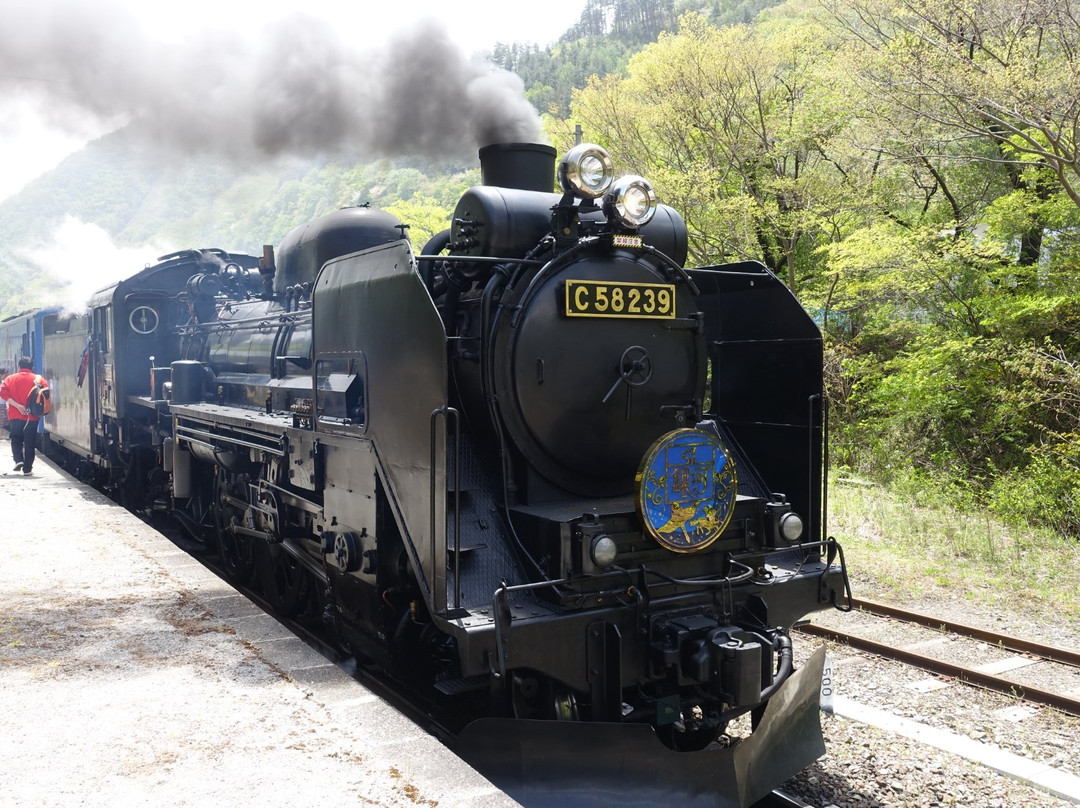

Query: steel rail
[
  {"left": 753, "top": 790, "right": 813, "bottom": 808},
  {"left": 797, "top": 622, "right": 1080, "bottom": 717},
  {"left": 848, "top": 597, "right": 1080, "bottom": 668}
]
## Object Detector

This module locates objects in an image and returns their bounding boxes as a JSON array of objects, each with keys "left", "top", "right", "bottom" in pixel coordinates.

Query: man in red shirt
[{"left": 0, "top": 356, "right": 48, "bottom": 476}]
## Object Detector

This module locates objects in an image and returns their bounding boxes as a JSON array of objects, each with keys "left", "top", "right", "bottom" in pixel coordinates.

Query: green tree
[
  {"left": 384, "top": 195, "right": 454, "bottom": 252},
  {"left": 822, "top": 0, "right": 1080, "bottom": 212},
  {"left": 564, "top": 12, "right": 855, "bottom": 290}
]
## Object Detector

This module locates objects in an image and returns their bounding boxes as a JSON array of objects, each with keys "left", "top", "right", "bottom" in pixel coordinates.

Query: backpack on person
[{"left": 25, "top": 375, "right": 50, "bottom": 417}]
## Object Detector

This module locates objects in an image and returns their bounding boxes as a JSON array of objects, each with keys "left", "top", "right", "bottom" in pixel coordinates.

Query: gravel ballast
[{"left": 785, "top": 592, "right": 1080, "bottom": 807}]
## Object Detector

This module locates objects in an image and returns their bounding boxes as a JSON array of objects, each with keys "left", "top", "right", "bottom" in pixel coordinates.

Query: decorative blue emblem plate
[{"left": 635, "top": 428, "right": 738, "bottom": 553}]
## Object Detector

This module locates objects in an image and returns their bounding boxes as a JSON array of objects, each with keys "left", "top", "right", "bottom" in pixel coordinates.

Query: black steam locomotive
[{"left": 24, "top": 142, "right": 849, "bottom": 807}]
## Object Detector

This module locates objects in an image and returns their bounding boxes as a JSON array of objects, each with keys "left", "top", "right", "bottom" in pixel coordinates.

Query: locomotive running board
[{"left": 453, "top": 645, "right": 826, "bottom": 808}]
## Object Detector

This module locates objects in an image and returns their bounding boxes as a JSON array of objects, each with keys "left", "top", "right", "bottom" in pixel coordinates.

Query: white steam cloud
[
  {"left": 0, "top": 0, "right": 544, "bottom": 162},
  {"left": 18, "top": 217, "right": 171, "bottom": 315}
]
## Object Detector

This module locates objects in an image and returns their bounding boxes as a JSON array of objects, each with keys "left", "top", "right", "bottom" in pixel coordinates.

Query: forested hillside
[
  {"left": 2, "top": 0, "right": 1077, "bottom": 538},
  {"left": 493, "top": 0, "right": 784, "bottom": 114}
]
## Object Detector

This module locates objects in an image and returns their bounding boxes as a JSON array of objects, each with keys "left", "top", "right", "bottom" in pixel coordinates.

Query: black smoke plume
[{"left": 0, "top": 0, "right": 544, "bottom": 161}]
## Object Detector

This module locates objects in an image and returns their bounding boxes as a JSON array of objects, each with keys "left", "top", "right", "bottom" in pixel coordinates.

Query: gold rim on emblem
[{"left": 634, "top": 427, "right": 739, "bottom": 554}]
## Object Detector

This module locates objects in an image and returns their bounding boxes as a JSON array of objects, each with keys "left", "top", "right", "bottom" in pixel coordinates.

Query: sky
[{"left": 0, "top": 0, "right": 588, "bottom": 202}]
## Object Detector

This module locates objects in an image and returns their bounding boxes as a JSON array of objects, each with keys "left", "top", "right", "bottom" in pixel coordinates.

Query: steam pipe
[
  {"left": 758, "top": 634, "right": 794, "bottom": 702},
  {"left": 258, "top": 245, "right": 276, "bottom": 299},
  {"left": 419, "top": 230, "right": 452, "bottom": 293}
]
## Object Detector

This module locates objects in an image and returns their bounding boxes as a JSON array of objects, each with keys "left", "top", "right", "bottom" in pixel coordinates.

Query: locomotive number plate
[{"left": 565, "top": 280, "right": 676, "bottom": 319}]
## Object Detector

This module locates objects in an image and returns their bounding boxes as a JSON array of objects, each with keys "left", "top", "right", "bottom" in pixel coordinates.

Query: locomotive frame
[{"left": 12, "top": 141, "right": 851, "bottom": 807}]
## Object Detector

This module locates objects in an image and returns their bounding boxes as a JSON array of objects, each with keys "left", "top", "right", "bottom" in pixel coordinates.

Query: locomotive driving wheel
[
  {"left": 256, "top": 543, "right": 310, "bottom": 617},
  {"left": 212, "top": 467, "right": 255, "bottom": 583}
]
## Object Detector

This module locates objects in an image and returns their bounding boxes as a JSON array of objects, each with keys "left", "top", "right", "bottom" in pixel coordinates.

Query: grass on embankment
[{"left": 826, "top": 475, "right": 1080, "bottom": 621}]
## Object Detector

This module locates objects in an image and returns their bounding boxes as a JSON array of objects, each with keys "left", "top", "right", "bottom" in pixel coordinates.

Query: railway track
[
  {"left": 798, "top": 597, "right": 1080, "bottom": 716},
  {"left": 753, "top": 791, "right": 813, "bottom": 807}
]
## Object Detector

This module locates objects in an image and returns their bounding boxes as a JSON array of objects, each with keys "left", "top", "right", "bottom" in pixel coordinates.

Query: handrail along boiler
[{"left": 32, "top": 142, "right": 850, "bottom": 806}]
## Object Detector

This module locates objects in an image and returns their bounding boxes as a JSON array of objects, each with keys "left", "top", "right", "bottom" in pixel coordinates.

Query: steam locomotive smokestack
[{"left": 478, "top": 143, "right": 557, "bottom": 192}]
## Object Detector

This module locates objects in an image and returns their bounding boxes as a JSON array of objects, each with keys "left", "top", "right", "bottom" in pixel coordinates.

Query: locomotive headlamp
[
  {"left": 780, "top": 512, "right": 804, "bottom": 542},
  {"left": 604, "top": 175, "right": 657, "bottom": 229},
  {"left": 558, "top": 143, "right": 615, "bottom": 199},
  {"left": 591, "top": 535, "right": 618, "bottom": 568}
]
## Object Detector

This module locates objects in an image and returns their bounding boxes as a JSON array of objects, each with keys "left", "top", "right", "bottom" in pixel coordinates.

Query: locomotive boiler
[{"left": 36, "top": 142, "right": 850, "bottom": 807}]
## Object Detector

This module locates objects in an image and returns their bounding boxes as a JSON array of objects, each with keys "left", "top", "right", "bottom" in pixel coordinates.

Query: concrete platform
[{"left": 0, "top": 457, "right": 521, "bottom": 808}]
